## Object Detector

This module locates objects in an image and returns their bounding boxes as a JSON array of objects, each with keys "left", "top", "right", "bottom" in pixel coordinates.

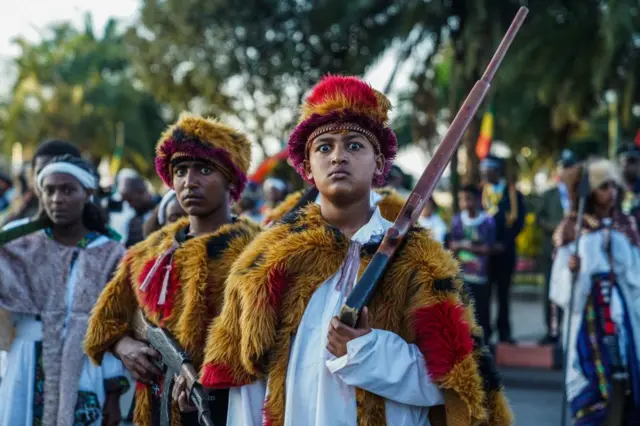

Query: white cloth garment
[
  {"left": 0, "top": 235, "right": 133, "bottom": 425},
  {"left": 227, "top": 196, "right": 443, "bottom": 426},
  {"left": 549, "top": 227, "right": 640, "bottom": 401},
  {"left": 418, "top": 214, "right": 447, "bottom": 243}
]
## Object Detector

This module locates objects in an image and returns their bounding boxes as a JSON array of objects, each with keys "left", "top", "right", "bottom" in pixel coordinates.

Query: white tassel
[{"left": 158, "top": 253, "right": 175, "bottom": 306}]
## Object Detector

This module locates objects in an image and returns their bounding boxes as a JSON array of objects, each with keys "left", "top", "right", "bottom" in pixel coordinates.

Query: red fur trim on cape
[
  {"left": 136, "top": 258, "right": 179, "bottom": 320},
  {"left": 262, "top": 407, "right": 274, "bottom": 426},
  {"left": 266, "top": 265, "right": 288, "bottom": 311},
  {"left": 413, "top": 301, "right": 474, "bottom": 380},
  {"left": 201, "top": 363, "right": 247, "bottom": 389}
]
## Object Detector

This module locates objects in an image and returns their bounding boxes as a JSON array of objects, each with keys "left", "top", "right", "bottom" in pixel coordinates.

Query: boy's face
[
  {"left": 172, "top": 159, "right": 230, "bottom": 217},
  {"left": 458, "top": 191, "right": 477, "bottom": 212},
  {"left": 305, "top": 131, "right": 384, "bottom": 204}
]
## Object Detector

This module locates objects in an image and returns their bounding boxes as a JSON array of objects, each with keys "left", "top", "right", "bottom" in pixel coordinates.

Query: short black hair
[
  {"left": 460, "top": 184, "right": 481, "bottom": 198},
  {"left": 31, "top": 140, "right": 81, "bottom": 167}
]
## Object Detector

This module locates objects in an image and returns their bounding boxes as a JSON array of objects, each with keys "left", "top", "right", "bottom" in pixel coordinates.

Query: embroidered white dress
[
  {"left": 0, "top": 233, "right": 134, "bottom": 426},
  {"left": 227, "top": 204, "right": 443, "bottom": 426}
]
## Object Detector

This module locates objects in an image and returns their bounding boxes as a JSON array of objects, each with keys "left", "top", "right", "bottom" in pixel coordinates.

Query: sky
[
  {"left": 0, "top": 0, "right": 139, "bottom": 56},
  {"left": 0, "top": 0, "right": 430, "bottom": 177}
]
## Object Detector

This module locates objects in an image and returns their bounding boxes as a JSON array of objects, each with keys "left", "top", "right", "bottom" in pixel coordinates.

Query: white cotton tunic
[{"left": 227, "top": 201, "right": 444, "bottom": 426}]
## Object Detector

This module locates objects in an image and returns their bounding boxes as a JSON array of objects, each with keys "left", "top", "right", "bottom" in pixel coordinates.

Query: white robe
[
  {"left": 417, "top": 214, "right": 447, "bottom": 244},
  {"left": 550, "top": 227, "right": 640, "bottom": 401},
  {"left": 227, "top": 205, "right": 444, "bottom": 426}
]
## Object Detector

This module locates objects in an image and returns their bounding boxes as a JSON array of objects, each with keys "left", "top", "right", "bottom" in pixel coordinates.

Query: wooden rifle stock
[{"left": 338, "top": 7, "right": 529, "bottom": 327}]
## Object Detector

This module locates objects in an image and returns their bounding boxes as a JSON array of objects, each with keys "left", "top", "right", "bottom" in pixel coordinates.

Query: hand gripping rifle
[
  {"left": 131, "top": 309, "right": 215, "bottom": 426},
  {"left": 560, "top": 163, "right": 590, "bottom": 426},
  {"left": 338, "top": 7, "right": 529, "bottom": 327}
]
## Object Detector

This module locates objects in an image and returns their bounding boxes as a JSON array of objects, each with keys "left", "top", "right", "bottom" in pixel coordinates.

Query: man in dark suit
[
  {"left": 481, "top": 155, "right": 526, "bottom": 344},
  {"left": 536, "top": 149, "right": 577, "bottom": 344}
]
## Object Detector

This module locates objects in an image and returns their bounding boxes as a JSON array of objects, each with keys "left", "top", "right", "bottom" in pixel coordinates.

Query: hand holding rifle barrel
[{"left": 338, "top": 6, "right": 530, "bottom": 327}]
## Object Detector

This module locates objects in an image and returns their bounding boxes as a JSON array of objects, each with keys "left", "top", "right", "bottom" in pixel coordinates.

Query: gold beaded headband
[{"left": 305, "top": 122, "right": 381, "bottom": 156}]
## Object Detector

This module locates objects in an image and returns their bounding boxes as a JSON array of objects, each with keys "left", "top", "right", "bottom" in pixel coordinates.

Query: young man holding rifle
[
  {"left": 84, "top": 113, "right": 261, "bottom": 426},
  {"left": 200, "top": 75, "right": 512, "bottom": 426}
]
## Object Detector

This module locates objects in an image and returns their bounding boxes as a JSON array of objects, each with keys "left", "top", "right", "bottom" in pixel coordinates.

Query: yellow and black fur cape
[
  {"left": 84, "top": 216, "right": 261, "bottom": 426},
  {"left": 202, "top": 203, "right": 512, "bottom": 426},
  {"left": 262, "top": 186, "right": 406, "bottom": 225}
]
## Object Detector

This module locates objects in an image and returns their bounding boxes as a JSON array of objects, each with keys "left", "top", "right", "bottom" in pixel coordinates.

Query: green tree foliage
[{"left": 1, "top": 15, "right": 166, "bottom": 175}]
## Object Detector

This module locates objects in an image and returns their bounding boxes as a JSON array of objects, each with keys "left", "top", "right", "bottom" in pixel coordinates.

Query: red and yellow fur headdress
[
  {"left": 155, "top": 113, "right": 252, "bottom": 200},
  {"left": 288, "top": 75, "right": 398, "bottom": 186}
]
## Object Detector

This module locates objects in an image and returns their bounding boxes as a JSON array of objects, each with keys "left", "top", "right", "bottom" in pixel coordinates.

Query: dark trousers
[
  {"left": 488, "top": 250, "right": 516, "bottom": 341},
  {"left": 465, "top": 281, "right": 491, "bottom": 341}
]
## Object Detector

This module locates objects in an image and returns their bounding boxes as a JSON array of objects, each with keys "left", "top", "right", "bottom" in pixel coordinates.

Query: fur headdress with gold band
[
  {"left": 288, "top": 75, "right": 398, "bottom": 187},
  {"left": 155, "top": 113, "right": 252, "bottom": 201}
]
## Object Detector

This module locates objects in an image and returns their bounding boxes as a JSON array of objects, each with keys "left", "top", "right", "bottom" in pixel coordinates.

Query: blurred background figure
[
  {"left": 387, "top": 165, "right": 411, "bottom": 197},
  {"left": 236, "top": 182, "right": 263, "bottom": 223},
  {"left": 536, "top": 149, "right": 578, "bottom": 344},
  {"left": 418, "top": 196, "right": 447, "bottom": 243},
  {"left": 450, "top": 184, "right": 496, "bottom": 340},
  {"left": 142, "top": 189, "right": 186, "bottom": 237},
  {"left": 0, "top": 171, "right": 12, "bottom": 213},
  {"left": 617, "top": 143, "right": 640, "bottom": 220},
  {"left": 260, "top": 177, "right": 288, "bottom": 218},
  {"left": 550, "top": 159, "right": 640, "bottom": 425},
  {"left": 104, "top": 168, "right": 158, "bottom": 247},
  {"left": 481, "top": 154, "right": 526, "bottom": 344}
]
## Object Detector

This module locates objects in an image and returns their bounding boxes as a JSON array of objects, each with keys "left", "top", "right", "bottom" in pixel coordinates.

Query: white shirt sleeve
[
  {"left": 325, "top": 329, "right": 444, "bottom": 407},
  {"left": 226, "top": 379, "right": 267, "bottom": 426}
]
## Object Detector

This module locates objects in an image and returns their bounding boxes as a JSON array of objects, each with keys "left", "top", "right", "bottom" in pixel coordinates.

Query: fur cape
[
  {"left": 262, "top": 186, "right": 406, "bottom": 225},
  {"left": 201, "top": 204, "right": 512, "bottom": 426},
  {"left": 84, "top": 216, "right": 261, "bottom": 426},
  {"left": 0, "top": 231, "right": 125, "bottom": 426}
]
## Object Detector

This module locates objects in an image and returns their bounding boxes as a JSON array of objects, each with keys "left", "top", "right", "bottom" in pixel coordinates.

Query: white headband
[
  {"left": 157, "top": 190, "right": 177, "bottom": 225},
  {"left": 37, "top": 162, "right": 97, "bottom": 192}
]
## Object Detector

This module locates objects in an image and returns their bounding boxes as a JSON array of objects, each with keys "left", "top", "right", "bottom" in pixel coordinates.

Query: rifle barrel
[{"left": 338, "top": 7, "right": 529, "bottom": 327}]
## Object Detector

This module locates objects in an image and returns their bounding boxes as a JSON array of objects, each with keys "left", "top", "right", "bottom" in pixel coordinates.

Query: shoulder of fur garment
[
  {"left": 262, "top": 186, "right": 406, "bottom": 225},
  {"left": 84, "top": 215, "right": 262, "bottom": 426},
  {"left": 203, "top": 204, "right": 512, "bottom": 426}
]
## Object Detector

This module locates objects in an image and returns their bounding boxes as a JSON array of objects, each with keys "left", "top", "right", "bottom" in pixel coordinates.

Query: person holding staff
[{"left": 551, "top": 159, "right": 640, "bottom": 425}]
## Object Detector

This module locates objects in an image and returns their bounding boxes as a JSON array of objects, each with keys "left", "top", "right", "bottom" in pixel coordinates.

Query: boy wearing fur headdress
[
  {"left": 84, "top": 114, "right": 262, "bottom": 426},
  {"left": 201, "top": 76, "right": 512, "bottom": 426}
]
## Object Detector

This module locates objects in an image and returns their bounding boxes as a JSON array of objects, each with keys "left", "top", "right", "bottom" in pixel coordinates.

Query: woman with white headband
[{"left": 0, "top": 154, "right": 131, "bottom": 426}]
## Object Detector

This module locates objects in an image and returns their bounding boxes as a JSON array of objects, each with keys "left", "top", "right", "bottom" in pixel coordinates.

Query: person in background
[
  {"left": 617, "top": 144, "right": 640, "bottom": 220},
  {"left": 142, "top": 189, "right": 186, "bottom": 237},
  {"left": 236, "top": 182, "right": 263, "bottom": 223},
  {"left": 550, "top": 159, "right": 640, "bottom": 425},
  {"left": 260, "top": 177, "right": 288, "bottom": 217},
  {"left": 0, "top": 155, "right": 130, "bottom": 426},
  {"left": 481, "top": 154, "right": 526, "bottom": 344},
  {"left": 537, "top": 149, "right": 578, "bottom": 344},
  {"left": 417, "top": 196, "right": 447, "bottom": 243},
  {"left": 0, "top": 171, "right": 12, "bottom": 212},
  {"left": 387, "top": 164, "right": 411, "bottom": 197},
  {"left": 1, "top": 139, "right": 82, "bottom": 229},
  {"left": 105, "top": 168, "right": 157, "bottom": 247},
  {"left": 450, "top": 185, "right": 496, "bottom": 340}
]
